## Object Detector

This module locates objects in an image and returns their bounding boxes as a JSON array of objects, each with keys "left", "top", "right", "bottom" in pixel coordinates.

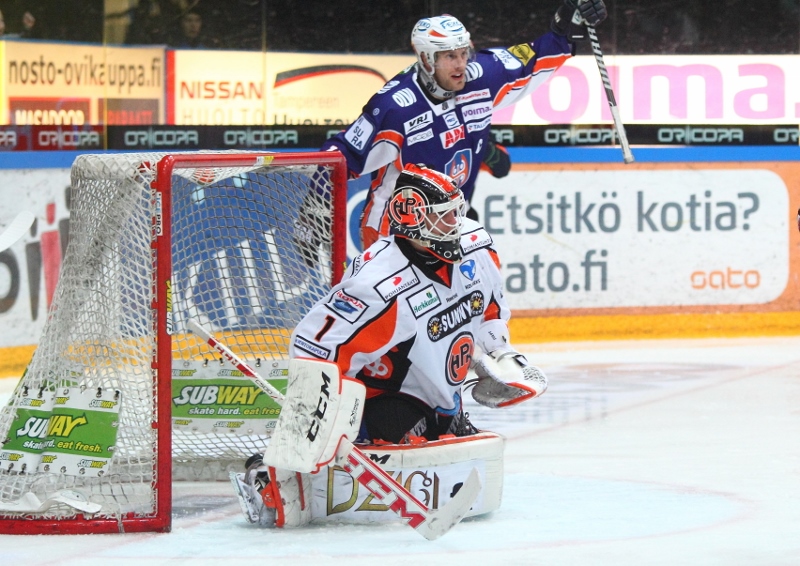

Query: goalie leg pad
[
  {"left": 269, "top": 466, "right": 313, "bottom": 528},
  {"left": 264, "top": 359, "right": 365, "bottom": 474}
]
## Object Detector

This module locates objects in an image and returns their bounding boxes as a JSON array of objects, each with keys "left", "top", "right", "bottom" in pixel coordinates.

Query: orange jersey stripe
[
  {"left": 374, "top": 129, "right": 404, "bottom": 148},
  {"left": 335, "top": 300, "right": 399, "bottom": 376},
  {"left": 488, "top": 248, "right": 502, "bottom": 270},
  {"left": 494, "top": 76, "right": 532, "bottom": 107},
  {"left": 533, "top": 53, "right": 571, "bottom": 73}
]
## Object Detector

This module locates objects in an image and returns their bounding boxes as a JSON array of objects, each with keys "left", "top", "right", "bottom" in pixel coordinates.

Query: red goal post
[{"left": 0, "top": 151, "right": 347, "bottom": 534}]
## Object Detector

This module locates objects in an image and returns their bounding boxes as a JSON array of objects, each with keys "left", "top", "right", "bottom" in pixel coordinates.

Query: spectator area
[{"left": 1, "top": 0, "right": 798, "bottom": 55}]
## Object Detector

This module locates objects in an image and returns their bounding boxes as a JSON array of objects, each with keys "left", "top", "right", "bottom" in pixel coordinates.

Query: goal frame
[{"left": 0, "top": 151, "right": 348, "bottom": 534}]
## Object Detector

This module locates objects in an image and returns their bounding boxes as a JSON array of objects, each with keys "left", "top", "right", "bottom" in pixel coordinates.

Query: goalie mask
[
  {"left": 411, "top": 15, "right": 474, "bottom": 100},
  {"left": 389, "top": 164, "right": 467, "bottom": 263}
]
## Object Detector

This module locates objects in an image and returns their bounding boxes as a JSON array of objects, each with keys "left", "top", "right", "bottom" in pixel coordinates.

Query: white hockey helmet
[
  {"left": 411, "top": 15, "right": 473, "bottom": 99},
  {"left": 389, "top": 163, "right": 467, "bottom": 263}
]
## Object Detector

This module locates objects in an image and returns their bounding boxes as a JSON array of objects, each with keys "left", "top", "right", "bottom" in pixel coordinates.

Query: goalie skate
[
  {"left": 229, "top": 472, "right": 275, "bottom": 528},
  {"left": 230, "top": 454, "right": 312, "bottom": 528}
]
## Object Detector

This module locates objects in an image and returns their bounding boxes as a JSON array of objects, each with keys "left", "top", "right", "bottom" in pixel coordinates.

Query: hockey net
[{"left": 0, "top": 151, "right": 347, "bottom": 534}]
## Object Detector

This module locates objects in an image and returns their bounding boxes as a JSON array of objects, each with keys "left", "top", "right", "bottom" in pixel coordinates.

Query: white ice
[{"left": 1, "top": 335, "right": 798, "bottom": 565}]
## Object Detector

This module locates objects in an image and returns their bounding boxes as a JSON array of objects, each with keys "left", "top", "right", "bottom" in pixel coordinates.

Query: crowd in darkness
[
  {"left": 0, "top": 0, "right": 799, "bottom": 54},
  {"left": 0, "top": 0, "right": 104, "bottom": 42}
]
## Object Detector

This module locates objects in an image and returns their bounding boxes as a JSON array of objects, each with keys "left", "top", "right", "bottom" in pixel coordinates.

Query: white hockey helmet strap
[{"left": 411, "top": 14, "right": 473, "bottom": 99}]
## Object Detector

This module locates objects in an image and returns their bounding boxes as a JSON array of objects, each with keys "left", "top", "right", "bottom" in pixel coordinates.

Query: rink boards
[{"left": 0, "top": 146, "right": 798, "bottom": 376}]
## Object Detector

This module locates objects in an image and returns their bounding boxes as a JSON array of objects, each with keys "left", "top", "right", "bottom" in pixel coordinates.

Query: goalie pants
[{"left": 359, "top": 392, "right": 465, "bottom": 443}]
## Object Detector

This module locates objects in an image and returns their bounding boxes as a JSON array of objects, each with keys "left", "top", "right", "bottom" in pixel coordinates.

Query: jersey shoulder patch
[
  {"left": 460, "top": 221, "right": 494, "bottom": 256},
  {"left": 374, "top": 264, "right": 421, "bottom": 302},
  {"left": 325, "top": 288, "right": 370, "bottom": 323},
  {"left": 347, "top": 242, "right": 417, "bottom": 302},
  {"left": 507, "top": 43, "right": 536, "bottom": 66},
  {"left": 487, "top": 47, "right": 523, "bottom": 70},
  {"left": 391, "top": 87, "right": 418, "bottom": 108},
  {"left": 342, "top": 114, "right": 375, "bottom": 154},
  {"left": 466, "top": 61, "right": 484, "bottom": 82},
  {"left": 350, "top": 239, "right": 391, "bottom": 276},
  {"left": 364, "top": 72, "right": 418, "bottom": 126}
]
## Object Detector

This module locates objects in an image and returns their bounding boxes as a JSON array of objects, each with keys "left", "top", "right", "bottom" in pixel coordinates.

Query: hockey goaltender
[
  {"left": 231, "top": 0, "right": 609, "bottom": 536},
  {"left": 232, "top": 165, "right": 547, "bottom": 534}
]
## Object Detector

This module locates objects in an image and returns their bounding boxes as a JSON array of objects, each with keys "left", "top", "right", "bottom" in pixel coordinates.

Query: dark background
[{"left": 0, "top": 0, "right": 798, "bottom": 54}]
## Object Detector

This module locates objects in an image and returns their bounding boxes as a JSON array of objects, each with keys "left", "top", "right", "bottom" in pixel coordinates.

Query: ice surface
[{"left": 1, "top": 336, "right": 798, "bottom": 565}]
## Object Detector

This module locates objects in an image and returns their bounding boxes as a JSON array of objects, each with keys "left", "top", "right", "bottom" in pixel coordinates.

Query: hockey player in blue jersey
[{"left": 315, "top": 0, "right": 607, "bottom": 249}]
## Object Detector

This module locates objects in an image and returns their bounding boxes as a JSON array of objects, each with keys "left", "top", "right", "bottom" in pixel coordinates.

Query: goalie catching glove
[{"left": 469, "top": 348, "right": 548, "bottom": 408}]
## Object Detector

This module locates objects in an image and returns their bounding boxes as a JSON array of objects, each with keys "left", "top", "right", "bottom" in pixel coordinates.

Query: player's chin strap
[
  {"left": 467, "top": 320, "right": 548, "bottom": 408},
  {"left": 415, "top": 65, "right": 456, "bottom": 101}
]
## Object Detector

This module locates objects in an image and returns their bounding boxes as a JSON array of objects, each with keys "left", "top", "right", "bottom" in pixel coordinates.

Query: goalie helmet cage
[{"left": 0, "top": 151, "right": 347, "bottom": 534}]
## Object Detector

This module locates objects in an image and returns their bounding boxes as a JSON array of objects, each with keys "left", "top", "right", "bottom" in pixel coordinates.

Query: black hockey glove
[
  {"left": 577, "top": 0, "right": 607, "bottom": 27},
  {"left": 482, "top": 140, "right": 511, "bottom": 179},
  {"left": 551, "top": 0, "right": 608, "bottom": 41}
]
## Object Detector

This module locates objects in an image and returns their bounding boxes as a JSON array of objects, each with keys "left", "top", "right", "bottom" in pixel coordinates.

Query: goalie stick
[
  {"left": 0, "top": 210, "right": 35, "bottom": 252},
  {"left": 186, "top": 320, "right": 481, "bottom": 541}
]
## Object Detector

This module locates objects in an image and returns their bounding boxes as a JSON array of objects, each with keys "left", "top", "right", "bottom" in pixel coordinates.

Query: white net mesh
[{"left": 0, "top": 151, "right": 341, "bottom": 529}]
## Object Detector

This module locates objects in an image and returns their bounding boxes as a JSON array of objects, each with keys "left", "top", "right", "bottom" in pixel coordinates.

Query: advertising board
[
  {"left": 0, "top": 41, "right": 164, "bottom": 125},
  {"left": 167, "top": 50, "right": 414, "bottom": 126}
]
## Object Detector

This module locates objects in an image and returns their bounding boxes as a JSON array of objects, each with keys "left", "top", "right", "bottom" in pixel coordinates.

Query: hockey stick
[
  {"left": 583, "top": 19, "right": 634, "bottom": 163},
  {"left": 186, "top": 320, "right": 481, "bottom": 541},
  {"left": 187, "top": 320, "right": 285, "bottom": 404},
  {"left": 0, "top": 210, "right": 35, "bottom": 252}
]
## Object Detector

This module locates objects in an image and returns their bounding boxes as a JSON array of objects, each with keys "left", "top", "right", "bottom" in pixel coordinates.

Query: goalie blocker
[{"left": 232, "top": 358, "right": 504, "bottom": 529}]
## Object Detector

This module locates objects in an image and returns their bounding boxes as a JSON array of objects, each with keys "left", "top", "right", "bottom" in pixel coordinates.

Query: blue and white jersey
[{"left": 322, "top": 32, "right": 572, "bottom": 240}]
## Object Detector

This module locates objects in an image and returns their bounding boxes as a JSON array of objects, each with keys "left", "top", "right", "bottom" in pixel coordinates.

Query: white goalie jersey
[{"left": 289, "top": 218, "right": 510, "bottom": 417}]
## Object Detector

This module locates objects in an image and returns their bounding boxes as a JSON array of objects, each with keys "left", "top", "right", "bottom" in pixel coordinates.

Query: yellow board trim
[
  {"left": 0, "top": 345, "right": 36, "bottom": 378},
  {"left": 509, "top": 311, "right": 800, "bottom": 343},
  {"left": 2, "top": 312, "right": 798, "bottom": 378}
]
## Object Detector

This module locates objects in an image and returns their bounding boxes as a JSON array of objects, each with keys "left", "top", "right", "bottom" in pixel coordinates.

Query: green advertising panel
[
  {"left": 0, "top": 388, "right": 54, "bottom": 473},
  {"left": 38, "top": 387, "right": 121, "bottom": 477},
  {"left": 171, "top": 360, "right": 288, "bottom": 434}
]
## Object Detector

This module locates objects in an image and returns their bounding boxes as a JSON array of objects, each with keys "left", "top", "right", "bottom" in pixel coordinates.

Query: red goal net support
[{"left": 0, "top": 151, "right": 347, "bottom": 534}]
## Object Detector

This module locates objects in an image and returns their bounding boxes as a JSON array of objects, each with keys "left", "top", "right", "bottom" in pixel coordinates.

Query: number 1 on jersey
[{"left": 315, "top": 315, "right": 336, "bottom": 341}]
